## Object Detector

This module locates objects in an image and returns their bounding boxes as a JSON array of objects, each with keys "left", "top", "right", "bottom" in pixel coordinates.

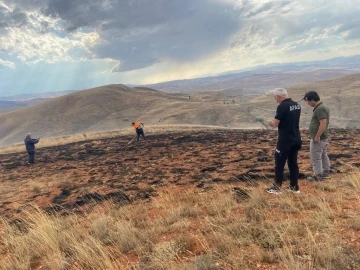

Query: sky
[{"left": 0, "top": 0, "right": 360, "bottom": 96}]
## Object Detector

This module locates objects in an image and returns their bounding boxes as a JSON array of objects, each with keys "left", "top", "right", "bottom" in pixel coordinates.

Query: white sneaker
[{"left": 266, "top": 187, "right": 282, "bottom": 194}]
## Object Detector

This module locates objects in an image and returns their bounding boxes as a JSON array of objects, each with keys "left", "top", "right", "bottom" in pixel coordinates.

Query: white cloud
[
  {"left": 0, "top": 58, "right": 15, "bottom": 68},
  {"left": 0, "top": 27, "right": 88, "bottom": 64}
]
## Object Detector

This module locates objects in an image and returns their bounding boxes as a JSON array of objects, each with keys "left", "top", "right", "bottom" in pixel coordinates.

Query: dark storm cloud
[{"left": 38, "top": 0, "right": 240, "bottom": 71}]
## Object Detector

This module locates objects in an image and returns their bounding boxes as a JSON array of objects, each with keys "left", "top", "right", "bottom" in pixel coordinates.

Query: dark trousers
[
  {"left": 28, "top": 151, "right": 35, "bottom": 164},
  {"left": 274, "top": 141, "right": 302, "bottom": 189},
  {"left": 136, "top": 128, "right": 146, "bottom": 141}
]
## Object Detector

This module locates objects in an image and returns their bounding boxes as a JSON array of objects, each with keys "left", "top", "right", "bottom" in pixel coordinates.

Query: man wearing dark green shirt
[{"left": 303, "top": 91, "right": 330, "bottom": 181}]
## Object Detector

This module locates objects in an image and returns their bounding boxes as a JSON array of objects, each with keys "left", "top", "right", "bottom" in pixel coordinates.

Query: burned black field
[{"left": 1, "top": 129, "right": 359, "bottom": 219}]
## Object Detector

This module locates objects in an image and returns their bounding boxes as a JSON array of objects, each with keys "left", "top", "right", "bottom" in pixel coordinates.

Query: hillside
[
  {"left": 0, "top": 129, "right": 359, "bottom": 269},
  {"left": 0, "top": 85, "right": 255, "bottom": 146},
  {"left": 0, "top": 85, "right": 189, "bottom": 146}
]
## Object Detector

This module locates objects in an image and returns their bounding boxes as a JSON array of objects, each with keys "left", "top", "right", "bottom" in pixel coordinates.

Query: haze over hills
[
  {"left": 0, "top": 98, "right": 50, "bottom": 114},
  {"left": 0, "top": 90, "right": 79, "bottom": 113},
  {"left": 1, "top": 73, "right": 360, "bottom": 147},
  {"left": 0, "top": 90, "right": 78, "bottom": 101},
  {"left": 144, "top": 55, "right": 360, "bottom": 94},
  {"left": 220, "top": 54, "right": 360, "bottom": 76}
]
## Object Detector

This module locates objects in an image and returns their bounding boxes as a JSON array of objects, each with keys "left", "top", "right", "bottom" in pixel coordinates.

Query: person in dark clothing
[
  {"left": 24, "top": 133, "right": 40, "bottom": 164},
  {"left": 267, "top": 88, "right": 302, "bottom": 194}
]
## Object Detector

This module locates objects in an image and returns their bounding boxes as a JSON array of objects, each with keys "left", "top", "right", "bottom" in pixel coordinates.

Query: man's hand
[
  {"left": 268, "top": 119, "right": 280, "bottom": 128},
  {"left": 313, "top": 136, "right": 320, "bottom": 143}
]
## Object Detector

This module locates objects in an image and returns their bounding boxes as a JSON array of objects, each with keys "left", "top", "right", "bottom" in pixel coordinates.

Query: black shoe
[
  {"left": 307, "top": 174, "right": 323, "bottom": 181},
  {"left": 285, "top": 187, "right": 300, "bottom": 194},
  {"left": 266, "top": 186, "right": 281, "bottom": 194}
]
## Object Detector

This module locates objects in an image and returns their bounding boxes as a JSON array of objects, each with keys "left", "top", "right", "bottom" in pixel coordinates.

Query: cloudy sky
[{"left": 0, "top": 0, "right": 359, "bottom": 96}]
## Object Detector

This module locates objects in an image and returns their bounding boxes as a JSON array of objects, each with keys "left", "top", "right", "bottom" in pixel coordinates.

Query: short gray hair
[{"left": 274, "top": 88, "right": 288, "bottom": 97}]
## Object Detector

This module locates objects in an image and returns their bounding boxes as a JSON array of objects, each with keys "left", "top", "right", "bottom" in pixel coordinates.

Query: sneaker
[
  {"left": 285, "top": 187, "right": 300, "bottom": 194},
  {"left": 266, "top": 187, "right": 282, "bottom": 194},
  {"left": 307, "top": 174, "right": 323, "bottom": 181},
  {"left": 322, "top": 170, "right": 331, "bottom": 179}
]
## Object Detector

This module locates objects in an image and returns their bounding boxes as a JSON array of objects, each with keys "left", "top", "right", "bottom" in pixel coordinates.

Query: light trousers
[{"left": 310, "top": 138, "right": 330, "bottom": 175}]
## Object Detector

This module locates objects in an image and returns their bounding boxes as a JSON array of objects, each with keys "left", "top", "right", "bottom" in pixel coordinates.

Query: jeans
[
  {"left": 136, "top": 128, "right": 146, "bottom": 141},
  {"left": 310, "top": 138, "right": 330, "bottom": 175},
  {"left": 28, "top": 151, "right": 35, "bottom": 164}
]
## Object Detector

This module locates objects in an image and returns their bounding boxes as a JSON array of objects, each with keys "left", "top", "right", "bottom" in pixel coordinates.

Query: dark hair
[
  {"left": 131, "top": 122, "right": 135, "bottom": 125},
  {"left": 303, "top": 91, "right": 320, "bottom": 102}
]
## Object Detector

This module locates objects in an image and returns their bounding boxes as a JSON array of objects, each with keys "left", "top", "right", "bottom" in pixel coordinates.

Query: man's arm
[
  {"left": 314, "top": 118, "right": 327, "bottom": 143},
  {"left": 268, "top": 119, "right": 280, "bottom": 128},
  {"left": 268, "top": 104, "right": 283, "bottom": 128}
]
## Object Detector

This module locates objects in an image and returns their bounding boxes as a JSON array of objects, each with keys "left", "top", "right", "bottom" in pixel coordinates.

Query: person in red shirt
[{"left": 131, "top": 122, "right": 147, "bottom": 142}]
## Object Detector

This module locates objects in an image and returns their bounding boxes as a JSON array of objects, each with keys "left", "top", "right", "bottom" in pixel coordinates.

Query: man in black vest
[
  {"left": 24, "top": 133, "right": 40, "bottom": 164},
  {"left": 267, "top": 88, "right": 302, "bottom": 194}
]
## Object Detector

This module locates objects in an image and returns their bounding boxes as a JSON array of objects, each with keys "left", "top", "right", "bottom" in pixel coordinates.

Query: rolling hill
[
  {"left": 1, "top": 73, "right": 360, "bottom": 147},
  {"left": 0, "top": 84, "right": 257, "bottom": 146}
]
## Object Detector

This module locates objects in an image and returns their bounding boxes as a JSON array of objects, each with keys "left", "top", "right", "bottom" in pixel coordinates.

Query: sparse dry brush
[{"left": 1, "top": 173, "right": 360, "bottom": 270}]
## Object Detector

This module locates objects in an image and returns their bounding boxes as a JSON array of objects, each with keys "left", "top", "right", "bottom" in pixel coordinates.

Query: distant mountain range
[
  {"left": 220, "top": 54, "right": 360, "bottom": 75},
  {"left": 0, "top": 98, "right": 51, "bottom": 114},
  {"left": 145, "top": 69, "right": 359, "bottom": 95},
  {"left": 0, "top": 90, "right": 78, "bottom": 101},
  {"left": 0, "top": 90, "right": 79, "bottom": 113},
  {"left": 144, "top": 55, "right": 360, "bottom": 93}
]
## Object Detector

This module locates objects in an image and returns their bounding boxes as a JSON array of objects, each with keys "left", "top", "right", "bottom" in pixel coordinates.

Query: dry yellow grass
[{"left": 1, "top": 170, "right": 360, "bottom": 269}]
